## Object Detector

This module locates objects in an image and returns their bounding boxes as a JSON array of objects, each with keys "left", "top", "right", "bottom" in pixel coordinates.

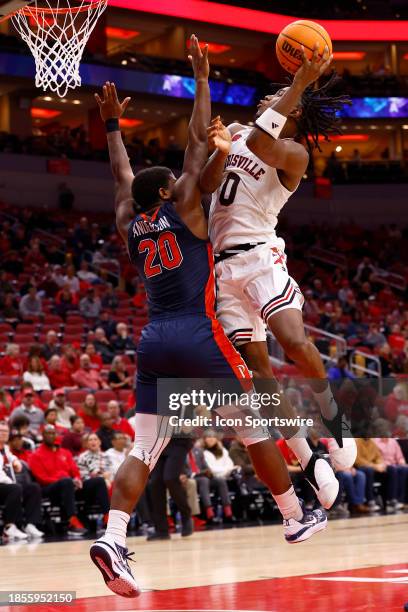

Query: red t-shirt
[
  {"left": 112, "top": 417, "right": 135, "bottom": 440},
  {"left": 29, "top": 444, "right": 80, "bottom": 486},
  {"left": 77, "top": 409, "right": 101, "bottom": 432}
]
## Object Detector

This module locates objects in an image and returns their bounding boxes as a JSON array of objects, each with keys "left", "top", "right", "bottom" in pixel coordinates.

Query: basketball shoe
[
  {"left": 90, "top": 537, "right": 140, "bottom": 598},
  {"left": 284, "top": 501, "right": 327, "bottom": 544},
  {"left": 303, "top": 453, "right": 339, "bottom": 509}
]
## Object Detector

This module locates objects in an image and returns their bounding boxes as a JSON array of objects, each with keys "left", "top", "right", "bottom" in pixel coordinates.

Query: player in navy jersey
[{"left": 90, "top": 36, "right": 327, "bottom": 599}]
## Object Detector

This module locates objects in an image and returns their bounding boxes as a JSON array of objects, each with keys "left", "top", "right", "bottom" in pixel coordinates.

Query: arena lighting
[
  {"left": 30, "top": 107, "right": 62, "bottom": 119},
  {"left": 119, "top": 118, "right": 143, "bottom": 128},
  {"left": 317, "top": 134, "right": 369, "bottom": 142},
  {"left": 186, "top": 39, "right": 231, "bottom": 54},
  {"left": 105, "top": 26, "right": 140, "bottom": 40},
  {"left": 332, "top": 52, "right": 366, "bottom": 60},
  {"left": 108, "top": 0, "right": 408, "bottom": 41}
]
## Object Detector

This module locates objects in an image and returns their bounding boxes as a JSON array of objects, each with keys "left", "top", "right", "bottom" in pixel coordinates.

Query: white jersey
[{"left": 209, "top": 126, "right": 297, "bottom": 253}]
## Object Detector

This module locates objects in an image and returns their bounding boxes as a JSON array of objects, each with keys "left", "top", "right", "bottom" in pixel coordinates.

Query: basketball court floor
[{"left": 0, "top": 514, "right": 407, "bottom": 611}]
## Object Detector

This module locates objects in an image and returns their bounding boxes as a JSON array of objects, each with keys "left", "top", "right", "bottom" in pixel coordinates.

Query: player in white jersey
[{"left": 201, "top": 44, "right": 357, "bottom": 507}]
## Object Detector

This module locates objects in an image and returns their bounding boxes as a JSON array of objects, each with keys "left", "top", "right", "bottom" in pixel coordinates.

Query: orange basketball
[{"left": 276, "top": 20, "right": 332, "bottom": 75}]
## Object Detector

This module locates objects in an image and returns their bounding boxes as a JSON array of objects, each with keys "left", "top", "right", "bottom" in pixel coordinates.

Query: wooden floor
[{"left": 0, "top": 515, "right": 407, "bottom": 611}]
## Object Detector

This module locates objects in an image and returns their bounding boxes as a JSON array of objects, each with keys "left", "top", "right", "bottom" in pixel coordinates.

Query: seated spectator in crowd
[
  {"left": 79, "top": 288, "right": 102, "bottom": 321},
  {"left": 85, "top": 343, "right": 103, "bottom": 371},
  {"left": 0, "top": 388, "right": 13, "bottom": 420},
  {"left": 107, "top": 399, "right": 134, "bottom": 440},
  {"left": 23, "top": 356, "right": 51, "bottom": 392},
  {"left": 374, "top": 430, "right": 408, "bottom": 510},
  {"left": 63, "top": 265, "right": 80, "bottom": 294},
  {"left": 37, "top": 267, "right": 60, "bottom": 299},
  {"left": 276, "top": 437, "right": 314, "bottom": 509},
  {"left": 0, "top": 344, "right": 23, "bottom": 378},
  {"left": 7, "top": 428, "right": 33, "bottom": 463},
  {"left": 48, "top": 389, "right": 76, "bottom": 429},
  {"left": 28, "top": 425, "right": 87, "bottom": 536},
  {"left": 12, "top": 382, "right": 45, "bottom": 412},
  {"left": 72, "top": 354, "right": 109, "bottom": 390},
  {"left": 328, "top": 356, "right": 355, "bottom": 381},
  {"left": 111, "top": 323, "right": 138, "bottom": 354},
  {"left": 355, "top": 437, "right": 396, "bottom": 513},
  {"left": 41, "top": 408, "right": 67, "bottom": 443},
  {"left": 229, "top": 438, "right": 265, "bottom": 493},
  {"left": 10, "top": 389, "right": 44, "bottom": 439},
  {"left": 96, "top": 413, "right": 115, "bottom": 451},
  {"left": 75, "top": 433, "right": 111, "bottom": 517},
  {"left": 59, "top": 344, "right": 80, "bottom": 381},
  {"left": 104, "top": 431, "right": 127, "bottom": 477},
  {"left": 335, "top": 466, "right": 369, "bottom": 514},
  {"left": 188, "top": 442, "right": 230, "bottom": 523},
  {"left": 96, "top": 311, "right": 117, "bottom": 339},
  {"left": 77, "top": 261, "right": 99, "bottom": 284},
  {"left": 93, "top": 327, "right": 114, "bottom": 364},
  {"left": 101, "top": 284, "right": 119, "bottom": 311},
  {"left": 0, "top": 421, "right": 43, "bottom": 541},
  {"left": 108, "top": 356, "right": 132, "bottom": 391},
  {"left": 8, "top": 415, "right": 36, "bottom": 452},
  {"left": 78, "top": 393, "right": 102, "bottom": 432},
  {"left": 19, "top": 286, "right": 42, "bottom": 320},
  {"left": 55, "top": 284, "right": 79, "bottom": 319},
  {"left": 202, "top": 433, "right": 234, "bottom": 520},
  {"left": 61, "top": 415, "right": 86, "bottom": 457},
  {"left": 1, "top": 293, "right": 19, "bottom": 324},
  {"left": 385, "top": 384, "right": 408, "bottom": 423},
  {"left": 42, "top": 330, "right": 60, "bottom": 361},
  {"left": 48, "top": 355, "right": 73, "bottom": 389},
  {"left": 365, "top": 324, "right": 387, "bottom": 349}
]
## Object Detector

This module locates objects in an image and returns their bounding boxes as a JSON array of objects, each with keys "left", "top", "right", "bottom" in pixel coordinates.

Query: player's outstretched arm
[
  {"left": 199, "top": 117, "right": 235, "bottom": 194},
  {"left": 94, "top": 82, "right": 134, "bottom": 245},
  {"left": 246, "top": 43, "right": 333, "bottom": 188},
  {"left": 173, "top": 35, "right": 211, "bottom": 238}
]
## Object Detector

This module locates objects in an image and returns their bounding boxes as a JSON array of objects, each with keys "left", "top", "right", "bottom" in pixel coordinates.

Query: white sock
[
  {"left": 105, "top": 510, "right": 130, "bottom": 547},
  {"left": 313, "top": 385, "right": 338, "bottom": 420},
  {"left": 273, "top": 485, "right": 303, "bottom": 521},
  {"left": 286, "top": 436, "right": 313, "bottom": 470}
]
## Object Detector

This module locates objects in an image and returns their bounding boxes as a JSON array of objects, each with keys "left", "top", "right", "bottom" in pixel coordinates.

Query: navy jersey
[{"left": 128, "top": 202, "right": 216, "bottom": 320}]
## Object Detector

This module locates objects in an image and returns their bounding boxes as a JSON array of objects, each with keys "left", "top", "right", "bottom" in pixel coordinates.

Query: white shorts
[{"left": 215, "top": 241, "right": 304, "bottom": 347}]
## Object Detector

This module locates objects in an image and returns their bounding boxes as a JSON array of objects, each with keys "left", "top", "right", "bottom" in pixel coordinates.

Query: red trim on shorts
[
  {"left": 204, "top": 243, "right": 216, "bottom": 318},
  {"left": 210, "top": 318, "right": 252, "bottom": 391}
]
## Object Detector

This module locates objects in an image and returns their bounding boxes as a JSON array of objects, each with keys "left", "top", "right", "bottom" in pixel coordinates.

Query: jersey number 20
[
  {"left": 139, "top": 231, "right": 183, "bottom": 278},
  {"left": 219, "top": 172, "right": 241, "bottom": 207}
]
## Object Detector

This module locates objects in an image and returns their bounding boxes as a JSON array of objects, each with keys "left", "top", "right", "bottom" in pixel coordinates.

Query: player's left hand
[
  {"left": 188, "top": 34, "right": 209, "bottom": 81},
  {"left": 95, "top": 82, "right": 131, "bottom": 121},
  {"left": 207, "top": 116, "right": 231, "bottom": 154}
]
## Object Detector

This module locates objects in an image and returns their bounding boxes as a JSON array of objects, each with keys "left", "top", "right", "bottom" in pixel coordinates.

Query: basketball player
[
  {"left": 90, "top": 37, "right": 327, "bottom": 599},
  {"left": 200, "top": 44, "right": 357, "bottom": 508}
]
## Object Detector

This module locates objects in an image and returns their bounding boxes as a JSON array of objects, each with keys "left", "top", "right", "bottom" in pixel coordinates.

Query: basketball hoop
[{"left": 10, "top": 0, "right": 108, "bottom": 97}]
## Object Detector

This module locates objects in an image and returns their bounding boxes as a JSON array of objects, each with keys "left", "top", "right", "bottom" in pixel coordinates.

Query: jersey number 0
[
  {"left": 138, "top": 231, "right": 183, "bottom": 278},
  {"left": 219, "top": 172, "right": 241, "bottom": 207}
]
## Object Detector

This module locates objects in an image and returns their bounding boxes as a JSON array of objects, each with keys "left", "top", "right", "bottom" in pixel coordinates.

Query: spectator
[
  {"left": 327, "top": 356, "right": 355, "bottom": 381},
  {"left": 7, "top": 428, "right": 33, "bottom": 463},
  {"left": 79, "top": 288, "right": 102, "bottom": 321},
  {"left": 101, "top": 284, "right": 119, "bottom": 311},
  {"left": 28, "top": 424, "right": 87, "bottom": 536},
  {"left": 96, "top": 413, "right": 116, "bottom": 451},
  {"left": 0, "top": 421, "right": 43, "bottom": 541},
  {"left": 78, "top": 393, "right": 102, "bottom": 432},
  {"left": 61, "top": 415, "right": 86, "bottom": 457},
  {"left": 365, "top": 324, "right": 387, "bottom": 349},
  {"left": 93, "top": 327, "right": 114, "bottom": 364},
  {"left": 8, "top": 415, "right": 35, "bottom": 452},
  {"left": 374, "top": 433, "right": 408, "bottom": 510},
  {"left": 85, "top": 343, "right": 103, "bottom": 371},
  {"left": 63, "top": 265, "right": 80, "bottom": 294},
  {"left": 47, "top": 389, "right": 76, "bottom": 429},
  {"left": 41, "top": 407, "right": 66, "bottom": 442},
  {"left": 202, "top": 433, "right": 234, "bottom": 520},
  {"left": 354, "top": 256, "right": 375, "bottom": 283},
  {"left": 1, "top": 293, "right": 19, "bottom": 324},
  {"left": 75, "top": 433, "right": 111, "bottom": 517},
  {"left": 19, "top": 286, "right": 42, "bottom": 320},
  {"left": 23, "top": 356, "right": 51, "bottom": 392},
  {"left": 72, "top": 354, "right": 109, "bottom": 390},
  {"left": 335, "top": 467, "right": 369, "bottom": 514},
  {"left": 385, "top": 384, "right": 408, "bottom": 423},
  {"left": 355, "top": 437, "right": 396, "bottom": 513},
  {"left": 0, "top": 388, "right": 13, "bottom": 420},
  {"left": 60, "top": 344, "right": 79, "bottom": 380},
  {"left": 55, "top": 285, "right": 79, "bottom": 319},
  {"left": 111, "top": 322, "right": 138, "bottom": 354},
  {"left": 11, "top": 382, "right": 44, "bottom": 412},
  {"left": 48, "top": 355, "right": 73, "bottom": 389},
  {"left": 229, "top": 438, "right": 265, "bottom": 493},
  {"left": 42, "top": 330, "right": 60, "bottom": 361},
  {"left": 189, "top": 443, "right": 231, "bottom": 523},
  {"left": 107, "top": 399, "right": 134, "bottom": 440},
  {"left": 96, "top": 311, "right": 117, "bottom": 339},
  {"left": 108, "top": 356, "right": 132, "bottom": 391},
  {"left": 10, "top": 389, "right": 44, "bottom": 438},
  {"left": 0, "top": 344, "right": 23, "bottom": 377},
  {"left": 37, "top": 268, "right": 60, "bottom": 299},
  {"left": 104, "top": 431, "right": 127, "bottom": 477},
  {"left": 77, "top": 261, "right": 99, "bottom": 284}
]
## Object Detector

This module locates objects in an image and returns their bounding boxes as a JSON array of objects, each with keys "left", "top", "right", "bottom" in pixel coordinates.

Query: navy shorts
[{"left": 136, "top": 314, "right": 251, "bottom": 414}]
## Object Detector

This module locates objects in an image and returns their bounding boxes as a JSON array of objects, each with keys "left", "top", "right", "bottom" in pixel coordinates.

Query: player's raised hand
[
  {"left": 188, "top": 34, "right": 209, "bottom": 81},
  {"left": 94, "top": 82, "right": 131, "bottom": 122},
  {"left": 293, "top": 42, "right": 333, "bottom": 90},
  {"left": 207, "top": 116, "right": 231, "bottom": 154}
]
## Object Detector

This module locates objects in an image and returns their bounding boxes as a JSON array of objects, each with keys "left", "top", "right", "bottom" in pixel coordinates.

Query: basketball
[{"left": 276, "top": 20, "right": 332, "bottom": 75}]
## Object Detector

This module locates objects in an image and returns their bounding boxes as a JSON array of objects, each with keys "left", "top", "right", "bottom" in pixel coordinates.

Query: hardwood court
[{"left": 0, "top": 514, "right": 407, "bottom": 611}]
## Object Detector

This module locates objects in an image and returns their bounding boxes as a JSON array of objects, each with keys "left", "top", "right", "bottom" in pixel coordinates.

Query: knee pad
[{"left": 128, "top": 413, "right": 172, "bottom": 472}]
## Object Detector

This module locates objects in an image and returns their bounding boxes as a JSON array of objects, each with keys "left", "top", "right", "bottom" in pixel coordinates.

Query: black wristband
[{"left": 105, "top": 118, "right": 120, "bottom": 132}]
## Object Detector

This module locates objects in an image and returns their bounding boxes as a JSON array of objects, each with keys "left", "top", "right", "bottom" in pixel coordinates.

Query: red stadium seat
[
  {"left": 0, "top": 375, "right": 19, "bottom": 388},
  {"left": 44, "top": 315, "right": 63, "bottom": 325},
  {"left": 14, "top": 334, "right": 35, "bottom": 344},
  {"left": 0, "top": 324, "right": 12, "bottom": 334},
  {"left": 95, "top": 389, "right": 117, "bottom": 403},
  {"left": 67, "top": 390, "right": 88, "bottom": 403},
  {"left": 16, "top": 324, "right": 38, "bottom": 335},
  {"left": 117, "top": 389, "right": 132, "bottom": 404},
  {"left": 41, "top": 390, "right": 54, "bottom": 404}
]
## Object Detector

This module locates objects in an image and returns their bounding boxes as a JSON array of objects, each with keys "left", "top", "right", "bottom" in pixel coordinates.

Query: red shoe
[
  {"left": 193, "top": 517, "right": 207, "bottom": 530},
  {"left": 68, "top": 516, "right": 87, "bottom": 536}
]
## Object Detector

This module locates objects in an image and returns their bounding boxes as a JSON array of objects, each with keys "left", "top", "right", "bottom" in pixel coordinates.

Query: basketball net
[{"left": 11, "top": 0, "right": 108, "bottom": 98}]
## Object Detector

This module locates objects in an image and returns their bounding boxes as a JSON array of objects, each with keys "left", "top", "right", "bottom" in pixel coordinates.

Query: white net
[{"left": 11, "top": 0, "right": 108, "bottom": 98}]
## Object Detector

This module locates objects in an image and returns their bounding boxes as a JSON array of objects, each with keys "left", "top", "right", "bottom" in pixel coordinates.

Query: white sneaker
[
  {"left": 367, "top": 500, "right": 381, "bottom": 512},
  {"left": 24, "top": 524, "right": 44, "bottom": 539},
  {"left": 284, "top": 502, "right": 328, "bottom": 544},
  {"left": 303, "top": 454, "right": 339, "bottom": 509},
  {"left": 3, "top": 524, "right": 29, "bottom": 541},
  {"left": 90, "top": 536, "right": 140, "bottom": 598}
]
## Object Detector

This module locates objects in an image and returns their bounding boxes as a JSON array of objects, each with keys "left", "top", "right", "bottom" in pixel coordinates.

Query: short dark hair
[{"left": 132, "top": 166, "right": 172, "bottom": 213}]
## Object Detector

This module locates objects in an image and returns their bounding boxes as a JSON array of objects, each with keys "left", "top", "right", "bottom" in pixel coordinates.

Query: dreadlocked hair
[{"left": 295, "top": 72, "right": 352, "bottom": 153}]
